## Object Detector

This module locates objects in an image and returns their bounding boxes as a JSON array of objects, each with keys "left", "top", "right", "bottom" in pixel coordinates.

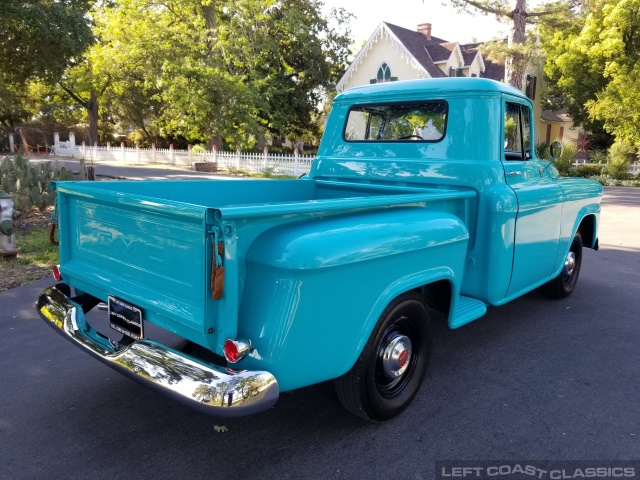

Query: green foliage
[
  {"left": 573, "top": 164, "right": 603, "bottom": 177},
  {"left": 12, "top": 227, "right": 60, "bottom": 267},
  {"left": 191, "top": 144, "right": 208, "bottom": 153},
  {"left": 589, "top": 175, "right": 640, "bottom": 187},
  {"left": 0, "top": 0, "right": 93, "bottom": 85},
  {"left": 589, "top": 149, "right": 608, "bottom": 165},
  {"left": 550, "top": 141, "right": 577, "bottom": 175},
  {"left": 536, "top": 142, "right": 551, "bottom": 161},
  {"left": 605, "top": 140, "right": 635, "bottom": 179},
  {"left": 84, "top": 0, "right": 353, "bottom": 148},
  {"left": 541, "top": 0, "right": 640, "bottom": 149},
  {"left": 0, "top": 0, "right": 93, "bottom": 131},
  {"left": 0, "top": 152, "right": 74, "bottom": 211}
]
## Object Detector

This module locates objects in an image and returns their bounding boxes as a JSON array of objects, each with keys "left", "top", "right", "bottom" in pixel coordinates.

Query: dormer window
[{"left": 370, "top": 63, "right": 398, "bottom": 84}]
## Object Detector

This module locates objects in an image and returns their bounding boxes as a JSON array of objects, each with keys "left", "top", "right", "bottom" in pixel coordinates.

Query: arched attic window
[{"left": 370, "top": 62, "right": 398, "bottom": 84}]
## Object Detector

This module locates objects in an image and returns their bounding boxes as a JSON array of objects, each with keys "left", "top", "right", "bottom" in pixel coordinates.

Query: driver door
[{"left": 502, "top": 97, "right": 564, "bottom": 297}]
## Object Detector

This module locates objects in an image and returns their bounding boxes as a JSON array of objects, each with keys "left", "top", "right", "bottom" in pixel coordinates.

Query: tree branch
[
  {"left": 456, "top": 0, "right": 514, "bottom": 18},
  {"left": 58, "top": 82, "right": 88, "bottom": 108}
]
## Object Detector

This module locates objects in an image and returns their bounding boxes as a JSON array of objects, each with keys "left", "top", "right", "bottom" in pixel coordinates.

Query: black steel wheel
[
  {"left": 541, "top": 232, "right": 583, "bottom": 299},
  {"left": 335, "top": 292, "right": 432, "bottom": 422}
]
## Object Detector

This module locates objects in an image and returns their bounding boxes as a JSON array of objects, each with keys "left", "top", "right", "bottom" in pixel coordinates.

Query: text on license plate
[{"left": 108, "top": 296, "right": 143, "bottom": 340}]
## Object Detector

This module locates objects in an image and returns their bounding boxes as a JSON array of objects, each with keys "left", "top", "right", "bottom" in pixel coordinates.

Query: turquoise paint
[{"left": 51, "top": 78, "right": 602, "bottom": 393}]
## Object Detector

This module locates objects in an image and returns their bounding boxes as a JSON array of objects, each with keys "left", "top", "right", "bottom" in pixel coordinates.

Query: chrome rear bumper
[{"left": 36, "top": 286, "right": 279, "bottom": 417}]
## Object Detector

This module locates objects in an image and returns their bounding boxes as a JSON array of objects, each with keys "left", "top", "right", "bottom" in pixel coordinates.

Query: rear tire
[
  {"left": 541, "top": 232, "right": 583, "bottom": 299},
  {"left": 335, "top": 292, "right": 432, "bottom": 422}
]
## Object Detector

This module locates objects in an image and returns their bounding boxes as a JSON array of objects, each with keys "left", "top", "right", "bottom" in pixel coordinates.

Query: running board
[{"left": 449, "top": 295, "right": 487, "bottom": 329}]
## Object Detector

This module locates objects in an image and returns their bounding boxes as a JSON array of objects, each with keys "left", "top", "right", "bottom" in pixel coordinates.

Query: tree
[
  {"left": 541, "top": 0, "right": 640, "bottom": 148},
  {"left": 449, "top": 0, "right": 571, "bottom": 89},
  {"left": 0, "top": 0, "right": 93, "bottom": 139},
  {"left": 88, "top": 0, "right": 353, "bottom": 147}
]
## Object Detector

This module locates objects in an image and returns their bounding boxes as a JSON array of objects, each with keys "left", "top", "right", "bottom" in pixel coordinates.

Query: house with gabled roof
[{"left": 336, "top": 22, "right": 579, "bottom": 147}]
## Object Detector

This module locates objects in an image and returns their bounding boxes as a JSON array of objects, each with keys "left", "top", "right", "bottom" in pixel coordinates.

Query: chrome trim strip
[{"left": 36, "top": 286, "right": 279, "bottom": 417}]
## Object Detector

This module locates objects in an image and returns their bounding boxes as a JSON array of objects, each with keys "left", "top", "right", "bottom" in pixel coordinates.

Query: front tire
[
  {"left": 541, "top": 232, "right": 583, "bottom": 299},
  {"left": 335, "top": 292, "right": 432, "bottom": 422}
]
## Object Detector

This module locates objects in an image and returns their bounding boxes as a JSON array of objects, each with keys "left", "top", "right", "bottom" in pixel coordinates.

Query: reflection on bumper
[{"left": 36, "top": 286, "right": 279, "bottom": 417}]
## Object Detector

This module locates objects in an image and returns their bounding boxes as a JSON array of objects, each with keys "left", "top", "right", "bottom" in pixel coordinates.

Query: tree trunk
[
  {"left": 17, "top": 127, "right": 28, "bottom": 151},
  {"left": 208, "top": 133, "right": 223, "bottom": 151},
  {"left": 505, "top": 0, "right": 528, "bottom": 90},
  {"left": 87, "top": 89, "right": 99, "bottom": 145}
]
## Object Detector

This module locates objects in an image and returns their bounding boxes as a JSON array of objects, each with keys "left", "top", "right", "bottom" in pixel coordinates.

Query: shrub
[
  {"left": 605, "top": 140, "right": 635, "bottom": 180},
  {"left": 191, "top": 144, "right": 207, "bottom": 153},
  {"left": 590, "top": 175, "right": 640, "bottom": 187},
  {"left": 575, "top": 164, "right": 603, "bottom": 177},
  {"left": 554, "top": 141, "right": 577, "bottom": 176},
  {"left": 0, "top": 150, "right": 75, "bottom": 212},
  {"left": 536, "top": 142, "right": 551, "bottom": 161},
  {"left": 589, "top": 149, "right": 608, "bottom": 165}
]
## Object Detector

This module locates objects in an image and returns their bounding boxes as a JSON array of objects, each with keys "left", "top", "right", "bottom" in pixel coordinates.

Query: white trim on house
[{"left": 336, "top": 23, "right": 430, "bottom": 91}]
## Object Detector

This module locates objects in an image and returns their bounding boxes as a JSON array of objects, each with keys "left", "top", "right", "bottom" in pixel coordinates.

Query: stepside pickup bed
[{"left": 37, "top": 78, "right": 602, "bottom": 421}]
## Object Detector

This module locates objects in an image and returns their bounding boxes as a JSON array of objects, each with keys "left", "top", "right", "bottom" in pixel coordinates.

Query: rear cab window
[{"left": 344, "top": 101, "right": 448, "bottom": 142}]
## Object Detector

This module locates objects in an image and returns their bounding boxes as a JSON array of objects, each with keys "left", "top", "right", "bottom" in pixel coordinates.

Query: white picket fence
[{"left": 57, "top": 143, "right": 315, "bottom": 177}]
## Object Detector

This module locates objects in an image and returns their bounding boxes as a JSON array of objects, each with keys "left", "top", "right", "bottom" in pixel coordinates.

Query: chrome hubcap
[
  {"left": 381, "top": 334, "right": 412, "bottom": 379},
  {"left": 563, "top": 251, "right": 576, "bottom": 276}
]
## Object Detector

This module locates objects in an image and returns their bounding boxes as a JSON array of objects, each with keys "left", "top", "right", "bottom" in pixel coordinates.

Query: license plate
[{"left": 108, "top": 296, "right": 143, "bottom": 340}]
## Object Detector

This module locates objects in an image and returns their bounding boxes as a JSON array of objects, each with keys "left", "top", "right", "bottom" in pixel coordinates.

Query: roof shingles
[{"left": 383, "top": 22, "right": 504, "bottom": 81}]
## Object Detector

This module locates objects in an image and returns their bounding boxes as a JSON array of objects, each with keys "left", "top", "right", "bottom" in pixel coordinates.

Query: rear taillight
[
  {"left": 223, "top": 339, "right": 251, "bottom": 363},
  {"left": 52, "top": 264, "right": 62, "bottom": 281}
]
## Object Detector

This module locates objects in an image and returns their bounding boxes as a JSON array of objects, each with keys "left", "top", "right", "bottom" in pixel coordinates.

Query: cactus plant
[{"left": 0, "top": 150, "right": 75, "bottom": 213}]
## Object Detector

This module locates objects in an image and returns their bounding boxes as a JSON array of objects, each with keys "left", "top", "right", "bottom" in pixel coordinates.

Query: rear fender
[{"left": 236, "top": 207, "right": 469, "bottom": 391}]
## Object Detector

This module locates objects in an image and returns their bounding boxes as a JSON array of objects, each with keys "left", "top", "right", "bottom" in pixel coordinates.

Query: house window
[
  {"left": 559, "top": 126, "right": 564, "bottom": 140},
  {"left": 448, "top": 67, "right": 465, "bottom": 77},
  {"left": 471, "top": 73, "right": 478, "bottom": 78},
  {"left": 369, "top": 63, "right": 398, "bottom": 84},
  {"left": 526, "top": 75, "right": 537, "bottom": 100},
  {"left": 344, "top": 101, "right": 448, "bottom": 143},
  {"left": 504, "top": 102, "right": 532, "bottom": 161}
]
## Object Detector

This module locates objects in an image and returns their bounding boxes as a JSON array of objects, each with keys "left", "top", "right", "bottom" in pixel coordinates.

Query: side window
[{"left": 504, "top": 102, "right": 532, "bottom": 161}]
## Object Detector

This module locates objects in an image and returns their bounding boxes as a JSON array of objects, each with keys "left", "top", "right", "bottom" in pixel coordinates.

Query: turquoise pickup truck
[{"left": 37, "top": 78, "right": 602, "bottom": 422}]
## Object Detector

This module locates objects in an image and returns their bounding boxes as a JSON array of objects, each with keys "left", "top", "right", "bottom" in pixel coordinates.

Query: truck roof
[{"left": 335, "top": 78, "right": 525, "bottom": 103}]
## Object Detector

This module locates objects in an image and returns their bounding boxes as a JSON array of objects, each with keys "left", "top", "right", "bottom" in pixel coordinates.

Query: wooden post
[
  {"left": 9, "top": 133, "right": 15, "bottom": 153},
  {"left": 152, "top": 143, "right": 156, "bottom": 164},
  {"left": 236, "top": 146, "right": 241, "bottom": 170},
  {"left": 263, "top": 146, "right": 268, "bottom": 170},
  {"left": 121, "top": 142, "right": 125, "bottom": 162},
  {"left": 82, "top": 141, "right": 86, "bottom": 160},
  {"left": 294, "top": 146, "right": 300, "bottom": 177}
]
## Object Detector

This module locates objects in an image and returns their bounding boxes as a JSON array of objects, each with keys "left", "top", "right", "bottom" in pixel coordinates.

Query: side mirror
[
  {"left": 549, "top": 140, "right": 563, "bottom": 161},
  {"left": 540, "top": 140, "right": 562, "bottom": 175}
]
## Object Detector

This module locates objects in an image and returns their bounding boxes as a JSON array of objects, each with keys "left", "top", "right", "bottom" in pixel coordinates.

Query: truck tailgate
[{"left": 55, "top": 183, "right": 213, "bottom": 335}]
